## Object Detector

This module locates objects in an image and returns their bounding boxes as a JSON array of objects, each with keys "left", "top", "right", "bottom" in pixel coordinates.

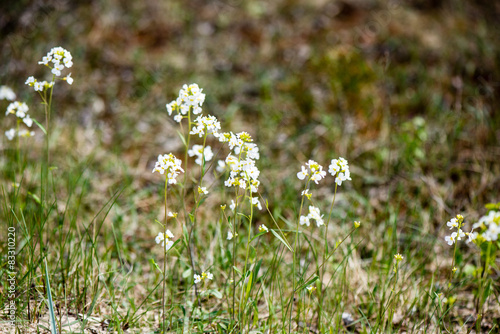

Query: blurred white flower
[
  {"left": 188, "top": 144, "right": 213, "bottom": 165},
  {"left": 5, "top": 129, "right": 15, "bottom": 141},
  {"left": 194, "top": 271, "right": 213, "bottom": 284},
  {"left": 0, "top": 86, "right": 16, "bottom": 101},
  {"left": 155, "top": 230, "right": 175, "bottom": 251}
]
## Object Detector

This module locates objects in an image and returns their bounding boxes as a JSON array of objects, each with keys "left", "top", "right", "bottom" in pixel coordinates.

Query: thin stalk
[
  {"left": 162, "top": 177, "right": 169, "bottom": 332},
  {"left": 318, "top": 182, "right": 338, "bottom": 328},
  {"left": 290, "top": 179, "right": 310, "bottom": 331},
  {"left": 475, "top": 241, "right": 492, "bottom": 333}
]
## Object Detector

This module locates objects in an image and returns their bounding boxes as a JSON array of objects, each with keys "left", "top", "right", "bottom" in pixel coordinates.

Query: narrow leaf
[
  {"left": 44, "top": 259, "right": 58, "bottom": 334},
  {"left": 33, "top": 118, "right": 47, "bottom": 134},
  {"left": 270, "top": 229, "right": 293, "bottom": 252}
]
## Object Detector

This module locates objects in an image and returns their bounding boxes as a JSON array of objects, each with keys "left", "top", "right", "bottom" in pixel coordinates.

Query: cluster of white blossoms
[
  {"left": 188, "top": 144, "right": 214, "bottom": 166},
  {"left": 296, "top": 157, "right": 352, "bottom": 228},
  {"left": 155, "top": 230, "right": 175, "bottom": 251},
  {"left": 194, "top": 271, "right": 213, "bottom": 284},
  {"left": 223, "top": 132, "right": 261, "bottom": 198},
  {"left": 152, "top": 153, "right": 184, "bottom": 184},
  {"left": 190, "top": 114, "right": 221, "bottom": 138},
  {"left": 471, "top": 210, "right": 500, "bottom": 242},
  {"left": 300, "top": 206, "right": 324, "bottom": 227},
  {"left": 329, "top": 157, "right": 352, "bottom": 186},
  {"left": 297, "top": 160, "right": 326, "bottom": 184},
  {"left": 0, "top": 86, "right": 16, "bottom": 101},
  {"left": 4, "top": 101, "right": 35, "bottom": 140},
  {"left": 166, "top": 83, "right": 206, "bottom": 122},
  {"left": 26, "top": 47, "right": 73, "bottom": 92},
  {"left": 444, "top": 214, "right": 469, "bottom": 245}
]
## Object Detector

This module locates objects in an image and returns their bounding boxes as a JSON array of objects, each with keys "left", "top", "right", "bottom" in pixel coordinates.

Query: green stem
[
  {"left": 162, "top": 177, "right": 168, "bottom": 332},
  {"left": 290, "top": 179, "right": 310, "bottom": 331},
  {"left": 318, "top": 182, "right": 338, "bottom": 328}
]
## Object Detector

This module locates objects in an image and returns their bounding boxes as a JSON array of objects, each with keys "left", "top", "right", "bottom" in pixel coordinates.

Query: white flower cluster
[
  {"left": 155, "top": 230, "right": 175, "bottom": 251},
  {"left": 152, "top": 153, "right": 184, "bottom": 184},
  {"left": 194, "top": 271, "right": 213, "bottom": 284},
  {"left": 26, "top": 47, "right": 73, "bottom": 91},
  {"left": 224, "top": 134, "right": 260, "bottom": 188},
  {"left": 297, "top": 160, "right": 327, "bottom": 184},
  {"left": 300, "top": 206, "right": 324, "bottom": 227},
  {"left": 472, "top": 210, "right": 500, "bottom": 242},
  {"left": 329, "top": 157, "right": 352, "bottom": 186},
  {"left": 190, "top": 114, "right": 221, "bottom": 137},
  {"left": 166, "top": 83, "right": 206, "bottom": 121},
  {"left": 4, "top": 101, "right": 35, "bottom": 140},
  {"left": 0, "top": 86, "right": 16, "bottom": 101},
  {"left": 444, "top": 214, "right": 471, "bottom": 245}
]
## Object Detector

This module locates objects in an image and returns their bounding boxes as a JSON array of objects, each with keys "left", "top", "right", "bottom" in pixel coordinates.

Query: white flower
[
  {"left": 258, "top": 224, "right": 268, "bottom": 233},
  {"left": 198, "top": 186, "right": 208, "bottom": 195},
  {"left": 299, "top": 215, "right": 310, "bottom": 226},
  {"left": 18, "top": 129, "right": 35, "bottom": 138},
  {"left": 307, "top": 206, "right": 324, "bottom": 227},
  {"left": 216, "top": 160, "right": 226, "bottom": 173},
  {"left": 227, "top": 231, "right": 234, "bottom": 240},
  {"left": 297, "top": 166, "right": 308, "bottom": 180},
  {"left": 190, "top": 115, "right": 221, "bottom": 137},
  {"left": 5, "top": 129, "right": 16, "bottom": 141},
  {"left": 250, "top": 197, "right": 262, "bottom": 210},
  {"left": 51, "top": 62, "right": 65, "bottom": 76},
  {"left": 447, "top": 218, "right": 458, "bottom": 230},
  {"left": 466, "top": 231, "right": 478, "bottom": 243},
  {"left": 6, "top": 101, "right": 29, "bottom": 118},
  {"left": 23, "top": 114, "right": 33, "bottom": 127},
  {"left": 297, "top": 160, "right": 326, "bottom": 184},
  {"left": 329, "top": 157, "right": 352, "bottom": 186},
  {"left": 65, "top": 73, "right": 73, "bottom": 85},
  {"left": 0, "top": 86, "right": 16, "bottom": 101},
  {"left": 152, "top": 153, "right": 184, "bottom": 184},
  {"left": 188, "top": 144, "right": 214, "bottom": 165},
  {"left": 194, "top": 271, "right": 213, "bottom": 284},
  {"left": 38, "top": 56, "right": 51, "bottom": 66},
  {"left": 173, "top": 114, "right": 183, "bottom": 123},
  {"left": 155, "top": 230, "right": 175, "bottom": 251},
  {"left": 301, "top": 189, "right": 310, "bottom": 196},
  {"left": 445, "top": 232, "right": 457, "bottom": 246},
  {"left": 25, "top": 76, "right": 36, "bottom": 86},
  {"left": 34, "top": 82, "right": 45, "bottom": 92},
  {"left": 230, "top": 199, "right": 236, "bottom": 211}
]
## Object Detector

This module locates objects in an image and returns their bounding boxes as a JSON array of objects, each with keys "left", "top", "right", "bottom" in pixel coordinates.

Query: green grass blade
[{"left": 44, "top": 259, "right": 58, "bottom": 334}]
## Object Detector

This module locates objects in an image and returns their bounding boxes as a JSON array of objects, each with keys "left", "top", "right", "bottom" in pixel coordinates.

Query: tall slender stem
[
  {"left": 162, "top": 178, "right": 168, "bottom": 332},
  {"left": 290, "top": 180, "right": 310, "bottom": 331},
  {"left": 318, "top": 182, "right": 338, "bottom": 328}
]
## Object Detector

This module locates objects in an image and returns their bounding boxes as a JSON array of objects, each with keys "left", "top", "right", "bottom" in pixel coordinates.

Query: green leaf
[
  {"left": 33, "top": 118, "right": 47, "bottom": 134},
  {"left": 208, "top": 289, "right": 223, "bottom": 299},
  {"left": 233, "top": 266, "right": 243, "bottom": 277},
  {"left": 44, "top": 259, "right": 58, "bottom": 334},
  {"left": 177, "top": 130, "right": 187, "bottom": 148},
  {"left": 28, "top": 192, "right": 41, "bottom": 204},
  {"left": 149, "top": 258, "right": 162, "bottom": 273},
  {"left": 245, "top": 272, "right": 253, "bottom": 300},
  {"left": 182, "top": 268, "right": 192, "bottom": 278},
  {"left": 270, "top": 229, "right": 293, "bottom": 252},
  {"left": 296, "top": 275, "right": 319, "bottom": 292}
]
